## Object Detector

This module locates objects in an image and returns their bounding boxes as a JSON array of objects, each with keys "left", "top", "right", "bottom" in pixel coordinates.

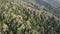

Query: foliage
[{"left": 0, "top": 0, "right": 60, "bottom": 34}]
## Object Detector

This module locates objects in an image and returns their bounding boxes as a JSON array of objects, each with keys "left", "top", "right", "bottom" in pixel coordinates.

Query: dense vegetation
[{"left": 0, "top": 0, "right": 60, "bottom": 34}]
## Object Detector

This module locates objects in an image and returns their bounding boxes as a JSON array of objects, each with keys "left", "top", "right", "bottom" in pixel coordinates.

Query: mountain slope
[
  {"left": 34, "top": 0, "right": 60, "bottom": 18},
  {"left": 0, "top": 0, "right": 60, "bottom": 34},
  {"left": 19, "top": 0, "right": 60, "bottom": 19}
]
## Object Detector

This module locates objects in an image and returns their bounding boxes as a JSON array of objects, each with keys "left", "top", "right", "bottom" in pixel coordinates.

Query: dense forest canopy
[{"left": 0, "top": 0, "right": 60, "bottom": 34}]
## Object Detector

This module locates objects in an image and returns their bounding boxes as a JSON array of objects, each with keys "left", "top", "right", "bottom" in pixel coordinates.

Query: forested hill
[{"left": 0, "top": 0, "right": 60, "bottom": 34}]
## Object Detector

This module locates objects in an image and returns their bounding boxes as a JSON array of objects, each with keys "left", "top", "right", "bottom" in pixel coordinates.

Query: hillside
[
  {"left": 21, "top": 0, "right": 60, "bottom": 19},
  {"left": 0, "top": 0, "right": 60, "bottom": 34}
]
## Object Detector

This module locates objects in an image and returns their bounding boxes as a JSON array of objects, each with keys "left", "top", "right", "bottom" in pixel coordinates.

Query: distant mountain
[
  {"left": 43, "top": 0, "right": 60, "bottom": 18},
  {"left": 33, "top": 0, "right": 60, "bottom": 18},
  {"left": 43, "top": 0, "right": 60, "bottom": 7}
]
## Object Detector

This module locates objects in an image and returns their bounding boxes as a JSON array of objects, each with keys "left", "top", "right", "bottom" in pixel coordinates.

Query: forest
[{"left": 0, "top": 0, "right": 60, "bottom": 34}]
